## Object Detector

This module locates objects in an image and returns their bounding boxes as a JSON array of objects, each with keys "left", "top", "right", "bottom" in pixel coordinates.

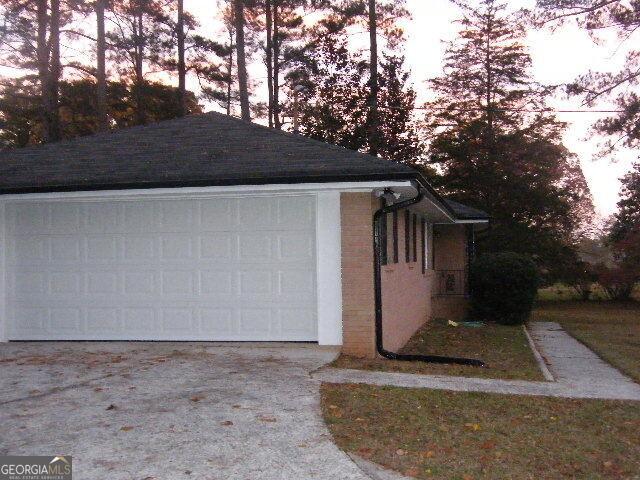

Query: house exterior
[{"left": 0, "top": 112, "right": 488, "bottom": 358}]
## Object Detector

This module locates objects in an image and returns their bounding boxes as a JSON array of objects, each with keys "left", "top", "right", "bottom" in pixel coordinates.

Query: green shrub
[{"left": 469, "top": 252, "right": 539, "bottom": 325}]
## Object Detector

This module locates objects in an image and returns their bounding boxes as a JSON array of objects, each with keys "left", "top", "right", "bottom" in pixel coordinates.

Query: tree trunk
[
  {"left": 265, "top": 0, "right": 274, "bottom": 128},
  {"left": 36, "top": 0, "right": 52, "bottom": 142},
  {"left": 177, "top": 0, "right": 186, "bottom": 116},
  {"left": 234, "top": 0, "right": 250, "bottom": 121},
  {"left": 134, "top": 11, "right": 146, "bottom": 125},
  {"left": 273, "top": 0, "right": 281, "bottom": 129},
  {"left": 48, "top": 0, "right": 61, "bottom": 141},
  {"left": 367, "top": 0, "right": 378, "bottom": 156},
  {"left": 226, "top": 24, "right": 234, "bottom": 115},
  {"left": 96, "top": 0, "right": 108, "bottom": 131}
]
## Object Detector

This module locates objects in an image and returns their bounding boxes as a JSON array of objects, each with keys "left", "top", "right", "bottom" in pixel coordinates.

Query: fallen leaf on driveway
[
  {"left": 190, "top": 395, "right": 205, "bottom": 403},
  {"left": 93, "top": 387, "right": 103, "bottom": 392},
  {"left": 220, "top": 420, "right": 233, "bottom": 426},
  {"left": 258, "top": 415, "right": 277, "bottom": 423},
  {"left": 106, "top": 404, "right": 116, "bottom": 411},
  {"left": 120, "top": 426, "right": 134, "bottom": 432}
]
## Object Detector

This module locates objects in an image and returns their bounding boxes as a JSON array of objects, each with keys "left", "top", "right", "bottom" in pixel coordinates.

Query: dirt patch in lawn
[
  {"left": 322, "top": 383, "right": 640, "bottom": 479},
  {"left": 533, "top": 301, "right": 640, "bottom": 383},
  {"left": 331, "top": 319, "right": 544, "bottom": 381}
]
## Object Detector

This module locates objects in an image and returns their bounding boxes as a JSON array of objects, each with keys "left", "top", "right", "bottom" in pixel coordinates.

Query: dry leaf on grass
[
  {"left": 480, "top": 440, "right": 496, "bottom": 450},
  {"left": 357, "top": 447, "right": 373, "bottom": 458}
]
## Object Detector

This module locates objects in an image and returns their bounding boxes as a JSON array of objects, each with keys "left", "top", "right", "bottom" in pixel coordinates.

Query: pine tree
[
  {"left": 427, "top": 0, "right": 594, "bottom": 278},
  {"left": 107, "top": 0, "right": 174, "bottom": 125},
  {"left": 610, "top": 161, "right": 640, "bottom": 242},
  {"left": 536, "top": 1, "right": 640, "bottom": 156}
]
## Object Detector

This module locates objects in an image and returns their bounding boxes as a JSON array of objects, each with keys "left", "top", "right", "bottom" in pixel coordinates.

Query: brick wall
[
  {"left": 340, "top": 192, "right": 434, "bottom": 357},
  {"left": 340, "top": 192, "right": 377, "bottom": 357},
  {"left": 432, "top": 224, "right": 469, "bottom": 321},
  {"left": 380, "top": 207, "right": 433, "bottom": 352}
]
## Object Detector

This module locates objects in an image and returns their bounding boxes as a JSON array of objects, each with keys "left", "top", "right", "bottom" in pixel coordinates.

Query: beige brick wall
[
  {"left": 340, "top": 192, "right": 377, "bottom": 357},
  {"left": 380, "top": 206, "right": 433, "bottom": 352},
  {"left": 432, "top": 224, "right": 470, "bottom": 321}
]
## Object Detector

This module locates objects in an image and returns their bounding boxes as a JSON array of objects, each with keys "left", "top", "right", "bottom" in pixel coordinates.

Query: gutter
[{"left": 372, "top": 184, "right": 485, "bottom": 367}]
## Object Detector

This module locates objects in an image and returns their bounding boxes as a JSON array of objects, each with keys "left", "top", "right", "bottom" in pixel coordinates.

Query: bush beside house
[{"left": 469, "top": 252, "right": 539, "bottom": 325}]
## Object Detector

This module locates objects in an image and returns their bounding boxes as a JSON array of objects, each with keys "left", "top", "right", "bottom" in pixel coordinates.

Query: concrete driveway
[{"left": 0, "top": 342, "right": 370, "bottom": 480}]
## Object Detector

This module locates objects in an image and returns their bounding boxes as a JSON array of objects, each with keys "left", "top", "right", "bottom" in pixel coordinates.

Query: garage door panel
[{"left": 7, "top": 195, "right": 317, "bottom": 341}]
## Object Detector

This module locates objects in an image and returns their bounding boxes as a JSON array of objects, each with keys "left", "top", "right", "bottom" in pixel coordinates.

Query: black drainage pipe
[{"left": 373, "top": 186, "right": 485, "bottom": 367}]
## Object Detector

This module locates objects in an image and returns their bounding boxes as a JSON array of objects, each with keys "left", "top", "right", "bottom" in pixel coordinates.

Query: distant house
[{"left": 0, "top": 112, "right": 488, "bottom": 357}]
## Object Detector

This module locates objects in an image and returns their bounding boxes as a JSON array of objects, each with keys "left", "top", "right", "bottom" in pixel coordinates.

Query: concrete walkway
[{"left": 314, "top": 322, "right": 640, "bottom": 401}]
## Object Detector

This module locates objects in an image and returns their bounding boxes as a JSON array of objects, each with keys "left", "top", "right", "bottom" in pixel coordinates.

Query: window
[
  {"left": 404, "top": 210, "right": 411, "bottom": 262},
  {"left": 392, "top": 210, "right": 398, "bottom": 263},
  {"left": 421, "top": 218, "right": 426, "bottom": 274}
]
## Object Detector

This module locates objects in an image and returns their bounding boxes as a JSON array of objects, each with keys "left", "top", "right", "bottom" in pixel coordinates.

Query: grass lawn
[
  {"left": 331, "top": 318, "right": 544, "bottom": 381},
  {"left": 533, "top": 301, "right": 640, "bottom": 383},
  {"left": 322, "top": 383, "right": 640, "bottom": 480}
]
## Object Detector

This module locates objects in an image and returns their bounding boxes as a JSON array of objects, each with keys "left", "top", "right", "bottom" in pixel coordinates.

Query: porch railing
[{"left": 435, "top": 269, "right": 468, "bottom": 296}]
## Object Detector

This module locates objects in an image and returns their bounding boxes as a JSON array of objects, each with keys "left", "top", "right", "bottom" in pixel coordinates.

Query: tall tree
[
  {"left": 176, "top": 0, "right": 186, "bottom": 116},
  {"left": 426, "top": 0, "right": 594, "bottom": 277},
  {"left": 367, "top": 0, "right": 378, "bottom": 155},
  {"left": 234, "top": 0, "right": 251, "bottom": 120},
  {"left": 536, "top": 1, "right": 640, "bottom": 156},
  {"left": 95, "top": 0, "right": 108, "bottom": 131},
  {"left": 107, "top": 0, "right": 173, "bottom": 125},
  {"left": 294, "top": 30, "right": 424, "bottom": 164},
  {"left": 610, "top": 160, "right": 640, "bottom": 242},
  {"left": 4, "top": 0, "right": 69, "bottom": 142}
]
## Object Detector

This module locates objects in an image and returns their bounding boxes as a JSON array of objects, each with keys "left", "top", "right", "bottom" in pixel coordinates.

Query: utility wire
[{"left": 378, "top": 105, "right": 626, "bottom": 113}]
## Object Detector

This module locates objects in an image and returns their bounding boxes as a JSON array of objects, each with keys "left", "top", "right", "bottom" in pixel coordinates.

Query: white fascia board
[{"left": 0, "top": 181, "right": 412, "bottom": 202}]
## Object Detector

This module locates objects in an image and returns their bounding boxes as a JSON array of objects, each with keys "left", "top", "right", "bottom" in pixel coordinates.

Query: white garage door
[{"left": 5, "top": 195, "right": 317, "bottom": 341}]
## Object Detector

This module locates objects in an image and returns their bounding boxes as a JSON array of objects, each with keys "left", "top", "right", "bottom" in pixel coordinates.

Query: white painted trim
[
  {"left": 453, "top": 219, "right": 490, "bottom": 224},
  {"left": 0, "top": 181, "right": 412, "bottom": 203},
  {"left": 0, "top": 204, "right": 6, "bottom": 342},
  {"left": 315, "top": 191, "right": 343, "bottom": 346}
]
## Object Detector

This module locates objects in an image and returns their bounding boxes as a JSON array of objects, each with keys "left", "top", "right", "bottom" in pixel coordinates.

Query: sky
[
  {"left": 186, "top": 0, "right": 636, "bottom": 218},
  {"left": 2, "top": 0, "right": 635, "bottom": 218},
  {"left": 399, "top": 0, "right": 636, "bottom": 219}
]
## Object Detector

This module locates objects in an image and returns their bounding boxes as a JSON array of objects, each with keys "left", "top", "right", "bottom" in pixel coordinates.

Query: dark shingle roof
[
  {"left": 444, "top": 199, "right": 490, "bottom": 220},
  {"left": 0, "top": 111, "right": 419, "bottom": 194},
  {"left": 0, "top": 111, "right": 489, "bottom": 221}
]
